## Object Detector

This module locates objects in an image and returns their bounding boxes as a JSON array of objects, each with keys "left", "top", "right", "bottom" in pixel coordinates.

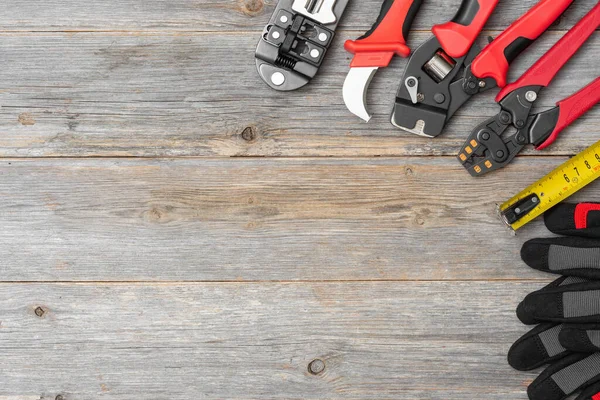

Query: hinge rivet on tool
[
  {"left": 479, "top": 81, "right": 486, "bottom": 88},
  {"left": 310, "top": 49, "right": 320, "bottom": 58},
  {"left": 271, "top": 72, "right": 286, "bottom": 86},
  {"left": 272, "top": 31, "right": 281, "bottom": 40},
  {"left": 280, "top": 15, "right": 289, "bottom": 23},
  {"left": 407, "top": 78, "right": 417, "bottom": 87},
  {"left": 434, "top": 93, "right": 445, "bottom": 104},
  {"left": 318, "top": 33, "right": 328, "bottom": 42},
  {"left": 525, "top": 91, "right": 538, "bottom": 102},
  {"left": 496, "top": 150, "right": 505, "bottom": 158},
  {"left": 516, "top": 120, "right": 525, "bottom": 128},
  {"left": 482, "top": 132, "right": 490, "bottom": 141}
]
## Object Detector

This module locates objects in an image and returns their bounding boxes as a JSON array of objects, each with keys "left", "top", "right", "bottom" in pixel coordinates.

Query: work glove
[{"left": 508, "top": 202, "right": 600, "bottom": 400}]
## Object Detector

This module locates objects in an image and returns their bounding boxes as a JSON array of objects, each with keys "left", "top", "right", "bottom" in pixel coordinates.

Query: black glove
[{"left": 508, "top": 202, "right": 600, "bottom": 400}]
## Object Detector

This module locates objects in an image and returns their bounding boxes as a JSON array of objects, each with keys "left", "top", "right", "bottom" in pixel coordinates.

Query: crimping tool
[
  {"left": 255, "top": 0, "right": 349, "bottom": 91},
  {"left": 391, "top": 0, "right": 575, "bottom": 138},
  {"left": 459, "top": 2, "right": 600, "bottom": 177}
]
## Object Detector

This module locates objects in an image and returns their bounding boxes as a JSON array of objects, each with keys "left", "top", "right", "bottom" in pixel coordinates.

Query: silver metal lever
[{"left": 292, "top": 0, "right": 337, "bottom": 24}]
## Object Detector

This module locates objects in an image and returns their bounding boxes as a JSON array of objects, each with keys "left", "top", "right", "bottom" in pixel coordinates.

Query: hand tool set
[
  {"left": 255, "top": 1, "right": 599, "bottom": 398},
  {"left": 255, "top": 0, "right": 349, "bottom": 91},
  {"left": 509, "top": 203, "right": 600, "bottom": 400},
  {"left": 257, "top": 0, "right": 599, "bottom": 169},
  {"left": 459, "top": 4, "right": 600, "bottom": 176},
  {"left": 391, "top": 0, "right": 578, "bottom": 137}
]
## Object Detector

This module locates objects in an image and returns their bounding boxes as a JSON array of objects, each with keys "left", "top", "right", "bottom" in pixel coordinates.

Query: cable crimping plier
[
  {"left": 459, "top": 2, "right": 600, "bottom": 177},
  {"left": 255, "top": 0, "right": 349, "bottom": 91},
  {"left": 391, "top": 0, "right": 576, "bottom": 137}
]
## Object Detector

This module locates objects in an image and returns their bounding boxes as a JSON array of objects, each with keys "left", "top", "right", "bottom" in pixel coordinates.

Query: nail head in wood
[
  {"left": 34, "top": 306, "right": 46, "bottom": 317},
  {"left": 308, "top": 359, "right": 325, "bottom": 375}
]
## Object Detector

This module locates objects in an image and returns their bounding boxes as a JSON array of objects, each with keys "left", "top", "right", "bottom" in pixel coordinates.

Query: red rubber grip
[
  {"left": 345, "top": 0, "right": 421, "bottom": 68},
  {"left": 432, "top": 0, "right": 499, "bottom": 59},
  {"left": 497, "top": 2, "right": 600, "bottom": 102},
  {"left": 537, "top": 78, "right": 600, "bottom": 150},
  {"left": 575, "top": 203, "right": 600, "bottom": 230},
  {"left": 471, "top": 0, "right": 574, "bottom": 89}
]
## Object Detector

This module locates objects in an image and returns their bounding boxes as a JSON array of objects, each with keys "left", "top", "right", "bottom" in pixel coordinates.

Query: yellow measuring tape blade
[{"left": 499, "top": 140, "right": 600, "bottom": 231}]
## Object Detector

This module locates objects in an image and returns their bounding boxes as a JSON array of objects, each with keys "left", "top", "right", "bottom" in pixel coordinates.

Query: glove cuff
[{"left": 545, "top": 203, "right": 600, "bottom": 238}]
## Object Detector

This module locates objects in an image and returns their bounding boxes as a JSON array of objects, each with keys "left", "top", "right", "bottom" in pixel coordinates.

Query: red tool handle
[
  {"left": 471, "top": 0, "right": 575, "bottom": 89},
  {"left": 498, "top": 2, "right": 600, "bottom": 101},
  {"left": 345, "top": 0, "right": 422, "bottom": 68},
  {"left": 432, "top": 0, "right": 499, "bottom": 59},
  {"left": 537, "top": 78, "right": 600, "bottom": 150}
]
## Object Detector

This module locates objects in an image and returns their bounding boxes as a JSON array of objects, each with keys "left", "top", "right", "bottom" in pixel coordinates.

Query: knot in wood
[
  {"left": 239, "top": 0, "right": 264, "bottom": 16},
  {"left": 241, "top": 127, "right": 257, "bottom": 142}
]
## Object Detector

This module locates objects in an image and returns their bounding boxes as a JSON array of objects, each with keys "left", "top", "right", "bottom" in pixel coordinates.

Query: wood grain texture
[
  {"left": 0, "top": 282, "right": 542, "bottom": 400},
  {"left": 0, "top": 156, "right": 598, "bottom": 282},
  {"left": 1, "top": 0, "right": 599, "bottom": 399},
  {"left": 1, "top": 0, "right": 596, "bottom": 32},
  {"left": 0, "top": 8, "right": 597, "bottom": 157}
]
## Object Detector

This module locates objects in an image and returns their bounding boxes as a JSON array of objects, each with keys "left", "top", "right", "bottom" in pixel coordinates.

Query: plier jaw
[
  {"left": 458, "top": 85, "right": 543, "bottom": 177},
  {"left": 458, "top": 114, "right": 521, "bottom": 177},
  {"left": 390, "top": 38, "right": 490, "bottom": 137}
]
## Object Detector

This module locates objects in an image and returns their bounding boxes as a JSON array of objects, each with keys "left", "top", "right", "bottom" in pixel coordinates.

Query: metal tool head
[
  {"left": 255, "top": 0, "right": 349, "bottom": 91},
  {"left": 292, "top": 0, "right": 338, "bottom": 24},
  {"left": 391, "top": 37, "right": 488, "bottom": 137},
  {"left": 458, "top": 115, "right": 522, "bottom": 177},
  {"left": 458, "top": 85, "right": 543, "bottom": 177},
  {"left": 343, "top": 67, "right": 378, "bottom": 122},
  {"left": 390, "top": 99, "right": 447, "bottom": 137}
]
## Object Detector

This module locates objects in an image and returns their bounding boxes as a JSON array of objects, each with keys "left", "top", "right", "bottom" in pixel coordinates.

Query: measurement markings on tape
[{"left": 499, "top": 141, "right": 600, "bottom": 232}]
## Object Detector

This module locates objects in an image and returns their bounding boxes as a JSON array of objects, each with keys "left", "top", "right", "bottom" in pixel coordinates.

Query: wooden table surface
[{"left": 1, "top": 0, "right": 599, "bottom": 398}]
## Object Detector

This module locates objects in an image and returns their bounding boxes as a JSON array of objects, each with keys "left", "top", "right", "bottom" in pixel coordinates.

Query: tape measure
[{"left": 499, "top": 140, "right": 600, "bottom": 231}]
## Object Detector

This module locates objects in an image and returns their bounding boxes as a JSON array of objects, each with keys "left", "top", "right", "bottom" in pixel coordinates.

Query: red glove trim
[{"left": 575, "top": 203, "right": 600, "bottom": 229}]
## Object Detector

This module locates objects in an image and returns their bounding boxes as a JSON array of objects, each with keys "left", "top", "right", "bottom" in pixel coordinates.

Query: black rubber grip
[
  {"left": 452, "top": 0, "right": 481, "bottom": 26},
  {"left": 358, "top": 0, "right": 423, "bottom": 41},
  {"left": 503, "top": 37, "right": 534, "bottom": 64}
]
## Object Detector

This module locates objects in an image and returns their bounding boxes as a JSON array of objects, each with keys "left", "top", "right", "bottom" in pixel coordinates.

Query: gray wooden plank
[
  {"left": 1, "top": 0, "right": 595, "bottom": 32},
  {"left": 0, "top": 30, "right": 598, "bottom": 157},
  {"left": 0, "top": 281, "right": 542, "bottom": 399},
  {"left": 0, "top": 156, "right": 597, "bottom": 282}
]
